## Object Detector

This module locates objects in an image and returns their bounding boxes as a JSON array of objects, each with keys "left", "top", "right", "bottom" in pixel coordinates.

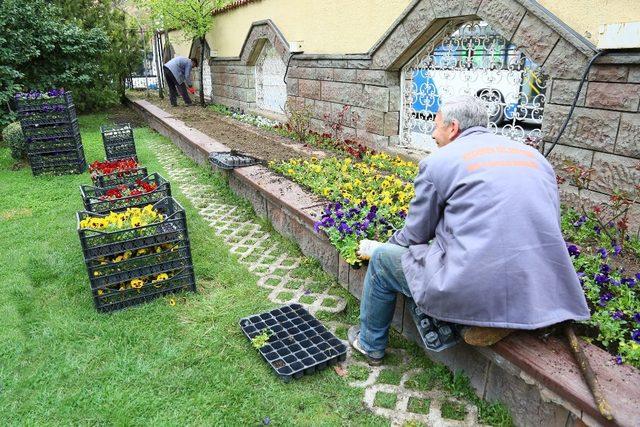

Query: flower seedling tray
[
  {"left": 209, "top": 151, "right": 261, "bottom": 170},
  {"left": 77, "top": 197, "right": 196, "bottom": 312},
  {"left": 407, "top": 299, "right": 461, "bottom": 352},
  {"left": 239, "top": 304, "right": 347, "bottom": 382},
  {"left": 101, "top": 123, "right": 137, "bottom": 161},
  {"left": 28, "top": 146, "right": 86, "bottom": 176},
  {"left": 92, "top": 166, "right": 149, "bottom": 188},
  {"left": 81, "top": 173, "right": 171, "bottom": 213}
]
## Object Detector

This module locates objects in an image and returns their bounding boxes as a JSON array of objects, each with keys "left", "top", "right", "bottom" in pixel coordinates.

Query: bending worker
[
  {"left": 163, "top": 56, "right": 198, "bottom": 107},
  {"left": 349, "top": 95, "right": 590, "bottom": 365}
]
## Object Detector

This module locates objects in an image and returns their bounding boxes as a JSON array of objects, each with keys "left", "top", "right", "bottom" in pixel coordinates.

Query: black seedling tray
[
  {"left": 81, "top": 173, "right": 171, "bottom": 213},
  {"left": 209, "top": 151, "right": 260, "bottom": 169},
  {"left": 407, "top": 299, "right": 461, "bottom": 352},
  {"left": 239, "top": 304, "right": 347, "bottom": 382},
  {"left": 91, "top": 166, "right": 149, "bottom": 188}
]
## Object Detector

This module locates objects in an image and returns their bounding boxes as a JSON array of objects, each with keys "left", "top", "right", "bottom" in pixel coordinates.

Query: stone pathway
[{"left": 147, "top": 138, "right": 485, "bottom": 426}]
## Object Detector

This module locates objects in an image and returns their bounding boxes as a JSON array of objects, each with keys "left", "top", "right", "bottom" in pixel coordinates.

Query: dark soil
[
  {"left": 127, "top": 93, "right": 331, "bottom": 163},
  {"left": 105, "top": 105, "right": 148, "bottom": 128}
]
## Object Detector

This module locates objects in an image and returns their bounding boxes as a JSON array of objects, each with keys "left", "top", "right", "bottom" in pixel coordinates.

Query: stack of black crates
[
  {"left": 101, "top": 123, "right": 137, "bottom": 160},
  {"left": 16, "top": 90, "right": 86, "bottom": 175}
]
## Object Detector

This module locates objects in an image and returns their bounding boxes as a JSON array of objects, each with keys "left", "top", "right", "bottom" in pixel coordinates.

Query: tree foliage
[
  {"left": 0, "top": 0, "right": 145, "bottom": 129},
  {"left": 141, "top": 0, "right": 224, "bottom": 106},
  {"left": 0, "top": 0, "right": 109, "bottom": 126}
]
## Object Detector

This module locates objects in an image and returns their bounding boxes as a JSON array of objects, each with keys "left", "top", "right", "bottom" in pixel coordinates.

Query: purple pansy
[
  {"left": 597, "top": 247, "right": 608, "bottom": 259},
  {"left": 612, "top": 311, "right": 624, "bottom": 320},
  {"left": 615, "top": 355, "right": 623, "bottom": 365},
  {"left": 632, "top": 330, "right": 640, "bottom": 343},
  {"left": 566, "top": 244, "right": 580, "bottom": 257},
  {"left": 594, "top": 273, "right": 609, "bottom": 285},
  {"left": 634, "top": 313, "right": 640, "bottom": 324},
  {"left": 598, "top": 292, "right": 613, "bottom": 306},
  {"left": 573, "top": 215, "right": 587, "bottom": 227}
]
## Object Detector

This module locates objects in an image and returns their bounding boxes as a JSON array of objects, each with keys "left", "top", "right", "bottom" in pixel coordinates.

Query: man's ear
[{"left": 450, "top": 120, "right": 460, "bottom": 139}]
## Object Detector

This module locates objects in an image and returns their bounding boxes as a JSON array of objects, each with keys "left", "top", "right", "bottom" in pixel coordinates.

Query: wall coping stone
[{"left": 130, "top": 97, "right": 640, "bottom": 427}]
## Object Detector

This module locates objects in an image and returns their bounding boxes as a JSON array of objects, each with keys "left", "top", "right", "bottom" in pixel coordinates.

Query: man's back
[
  {"left": 164, "top": 56, "right": 192, "bottom": 85},
  {"left": 397, "top": 127, "right": 590, "bottom": 329}
]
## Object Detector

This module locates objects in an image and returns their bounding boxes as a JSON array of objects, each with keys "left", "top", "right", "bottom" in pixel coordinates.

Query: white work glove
[{"left": 357, "top": 239, "right": 383, "bottom": 260}]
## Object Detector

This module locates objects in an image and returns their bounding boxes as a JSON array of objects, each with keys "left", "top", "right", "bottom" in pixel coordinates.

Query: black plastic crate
[
  {"left": 101, "top": 123, "right": 137, "bottom": 161},
  {"left": 91, "top": 166, "right": 149, "bottom": 188},
  {"left": 77, "top": 197, "right": 196, "bottom": 312},
  {"left": 22, "top": 119, "right": 79, "bottom": 139},
  {"left": 209, "top": 151, "right": 261, "bottom": 169},
  {"left": 406, "top": 299, "right": 461, "bottom": 352},
  {"left": 239, "top": 304, "right": 347, "bottom": 382},
  {"left": 28, "top": 133, "right": 83, "bottom": 155},
  {"left": 28, "top": 146, "right": 86, "bottom": 176},
  {"left": 18, "top": 105, "right": 77, "bottom": 126},
  {"left": 16, "top": 91, "right": 74, "bottom": 113},
  {"left": 80, "top": 173, "right": 171, "bottom": 213}
]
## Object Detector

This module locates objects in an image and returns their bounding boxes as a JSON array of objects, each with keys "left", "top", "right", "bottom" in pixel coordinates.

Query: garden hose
[{"left": 544, "top": 50, "right": 607, "bottom": 158}]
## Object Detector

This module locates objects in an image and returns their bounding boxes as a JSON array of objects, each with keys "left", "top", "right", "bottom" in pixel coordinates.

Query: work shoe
[
  {"left": 347, "top": 325, "right": 384, "bottom": 366},
  {"left": 461, "top": 326, "right": 514, "bottom": 346}
]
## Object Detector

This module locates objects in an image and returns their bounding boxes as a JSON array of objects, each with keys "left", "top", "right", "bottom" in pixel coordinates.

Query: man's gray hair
[{"left": 439, "top": 95, "right": 489, "bottom": 131}]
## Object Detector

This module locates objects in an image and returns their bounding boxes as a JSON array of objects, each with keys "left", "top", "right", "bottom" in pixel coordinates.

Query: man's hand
[
  {"left": 357, "top": 239, "right": 383, "bottom": 260},
  {"left": 188, "top": 86, "right": 196, "bottom": 94}
]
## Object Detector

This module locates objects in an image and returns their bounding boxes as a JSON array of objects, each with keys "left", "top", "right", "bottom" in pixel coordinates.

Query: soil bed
[{"left": 128, "top": 93, "right": 333, "bottom": 163}]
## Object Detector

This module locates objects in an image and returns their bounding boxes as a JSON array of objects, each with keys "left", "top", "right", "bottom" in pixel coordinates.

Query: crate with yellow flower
[{"left": 77, "top": 197, "right": 196, "bottom": 312}]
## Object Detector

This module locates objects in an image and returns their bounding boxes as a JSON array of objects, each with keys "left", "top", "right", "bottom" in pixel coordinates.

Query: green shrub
[{"left": 2, "top": 122, "right": 26, "bottom": 161}]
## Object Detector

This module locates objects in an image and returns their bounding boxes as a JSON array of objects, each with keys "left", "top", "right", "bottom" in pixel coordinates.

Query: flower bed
[
  {"left": 89, "top": 157, "right": 148, "bottom": 187},
  {"left": 77, "top": 198, "right": 195, "bottom": 312},
  {"left": 81, "top": 173, "right": 171, "bottom": 213},
  {"left": 269, "top": 154, "right": 640, "bottom": 369}
]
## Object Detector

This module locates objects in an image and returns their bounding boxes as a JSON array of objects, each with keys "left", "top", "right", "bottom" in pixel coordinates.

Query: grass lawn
[{"left": 0, "top": 112, "right": 512, "bottom": 425}]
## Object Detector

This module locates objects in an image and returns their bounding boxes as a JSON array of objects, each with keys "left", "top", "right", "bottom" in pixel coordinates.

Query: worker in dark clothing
[{"left": 163, "top": 56, "right": 198, "bottom": 107}]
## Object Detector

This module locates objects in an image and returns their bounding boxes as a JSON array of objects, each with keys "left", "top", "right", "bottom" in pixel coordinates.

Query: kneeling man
[{"left": 349, "top": 95, "right": 589, "bottom": 365}]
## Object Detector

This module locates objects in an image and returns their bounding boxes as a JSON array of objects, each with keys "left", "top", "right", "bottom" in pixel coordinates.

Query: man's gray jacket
[
  {"left": 164, "top": 56, "right": 193, "bottom": 86},
  {"left": 389, "top": 126, "right": 590, "bottom": 329}
]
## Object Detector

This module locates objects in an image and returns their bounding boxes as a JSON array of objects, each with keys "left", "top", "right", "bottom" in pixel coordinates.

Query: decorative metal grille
[
  {"left": 400, "top": 21, "right": 548, "bottom": 151},
  {"left": 255, "top": 42, "right": 287, "bottom": 113}
]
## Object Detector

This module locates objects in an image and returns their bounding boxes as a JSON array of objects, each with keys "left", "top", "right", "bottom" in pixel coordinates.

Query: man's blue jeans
[{"left": 359, "top": 243, "right": 411, "bottom": 358}]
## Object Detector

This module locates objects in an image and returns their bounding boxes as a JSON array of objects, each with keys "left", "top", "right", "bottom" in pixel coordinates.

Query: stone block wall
[
  {"left": 545, "top": 63, "right": 640, "bottom": 228},
  {"left": 205, "top": 2, "right": 640, "bottom": 228}
]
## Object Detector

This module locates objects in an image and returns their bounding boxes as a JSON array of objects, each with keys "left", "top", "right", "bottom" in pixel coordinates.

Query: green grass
[
  {"left": 374, "top": 392, "right": 397, "bottom": 409},
  {"left": 407, "top": 397, "right": 430, "bottom": 415},
  {"left": 440, "top": 400, "right": 467, "bottom": 421},
  {"left": 377, "top": 368, "right": 402, "bottom": 385},
  {"left": 0, "top": 111, "right": 513, "bottom": 426},
  {"left": 0, "top": 113, "right": 385, "bottom": 425}
]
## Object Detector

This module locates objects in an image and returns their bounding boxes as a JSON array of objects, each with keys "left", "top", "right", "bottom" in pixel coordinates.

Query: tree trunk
[{"left": 199, "top": 37, "right": 206, "bottom": 107}]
